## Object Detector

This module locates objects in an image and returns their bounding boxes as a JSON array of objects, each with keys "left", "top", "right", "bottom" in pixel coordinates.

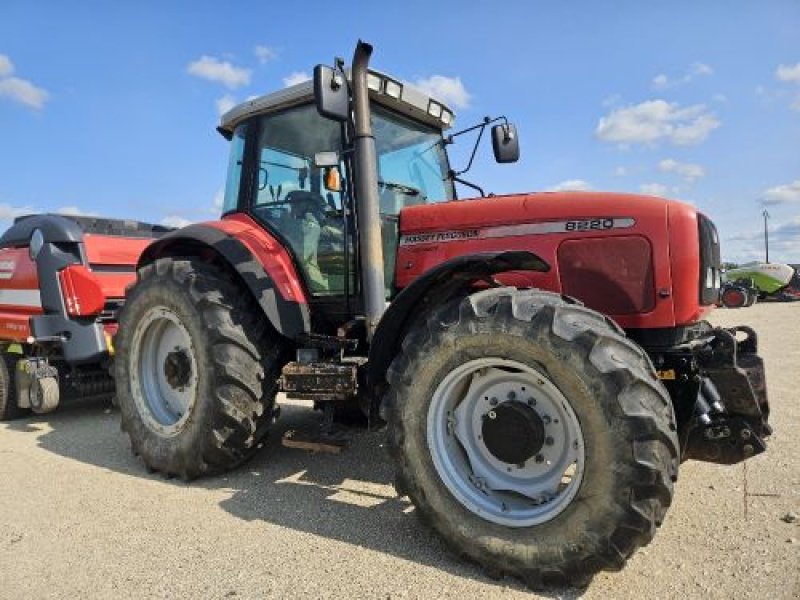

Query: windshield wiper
[{"left": 379, "top": 180, "right": 420, "bottom": 197}]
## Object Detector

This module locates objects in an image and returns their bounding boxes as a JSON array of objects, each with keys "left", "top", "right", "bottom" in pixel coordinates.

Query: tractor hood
[
  {"left": 396, "top": 191, "right": 712, "bottom": 330},
  {"left": 399, "top": 191, "right": 675, "bottom": 235}
]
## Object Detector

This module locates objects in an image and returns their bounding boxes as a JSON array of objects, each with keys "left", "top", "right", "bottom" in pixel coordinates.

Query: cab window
[{"left": 250, "top": 105, "right": 351, "bottom": 296}]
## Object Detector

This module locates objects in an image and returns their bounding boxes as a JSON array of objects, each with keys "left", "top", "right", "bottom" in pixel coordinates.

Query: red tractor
[{"left": 0, "top": 42, "right": 770, "bottom": 587}]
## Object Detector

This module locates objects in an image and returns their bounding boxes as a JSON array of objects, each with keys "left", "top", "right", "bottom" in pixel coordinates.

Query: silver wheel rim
[
  {"left": 129, "top": 306, "right": 199, "bottom": 437},
  {"left": 427, "top": 358, "right": 585, "bottom": 527}
]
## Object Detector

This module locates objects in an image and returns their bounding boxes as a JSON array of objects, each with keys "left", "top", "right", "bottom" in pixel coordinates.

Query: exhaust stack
[{"left": 351, "top": 41, "right": 385, "bottom": 341}]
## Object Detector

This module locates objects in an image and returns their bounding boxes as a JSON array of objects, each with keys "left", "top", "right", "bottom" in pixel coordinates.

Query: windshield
[{"left": 373, "top": 105, "right": 454, "bottom": 215}]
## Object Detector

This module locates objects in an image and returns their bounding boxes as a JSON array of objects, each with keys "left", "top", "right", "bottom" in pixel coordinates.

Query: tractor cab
[{"left": 217, "top": 72, "right": 458, "bottom": 310}]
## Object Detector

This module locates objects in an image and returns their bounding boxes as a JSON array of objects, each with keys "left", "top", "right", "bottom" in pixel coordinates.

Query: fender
[
  {"left": 138, "top": 215, "right": 311, "bottom": 340},
  {"left": 367, "top": 250, "right": 550, "bottom": 409}
]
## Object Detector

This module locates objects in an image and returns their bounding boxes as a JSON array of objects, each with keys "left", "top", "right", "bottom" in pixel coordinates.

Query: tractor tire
[
  {"left": 721, "top": 286, "right": 748, "bottom": 308},
  {"left": 114, "top": 258, "right": 285, "bottom": 479},
  {"left": 386, "top": 288, "right": 679, "bottom": 588},
  {"left": 0, "top": 353, "right": 27, "bottom": 421}
]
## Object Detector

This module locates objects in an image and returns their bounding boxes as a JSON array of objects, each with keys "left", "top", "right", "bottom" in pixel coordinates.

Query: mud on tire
[
  {"left": 386, "top": 288, "right": 679, "bottom": 588},
  {"left": 114, "top": 258, "right": 285, "bottom": 479}
]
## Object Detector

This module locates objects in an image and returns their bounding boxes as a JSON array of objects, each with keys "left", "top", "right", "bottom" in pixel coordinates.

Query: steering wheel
[{"left": 285, "top": 190, "right": 328, "bottom": 222}]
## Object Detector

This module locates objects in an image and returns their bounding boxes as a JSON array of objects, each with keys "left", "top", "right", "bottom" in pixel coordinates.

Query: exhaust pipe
[{"left": 351, "top": 40, "right": 385, "bottom": 341}]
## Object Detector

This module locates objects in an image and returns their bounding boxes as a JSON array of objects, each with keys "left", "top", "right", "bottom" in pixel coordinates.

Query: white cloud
[
  {"left": 614, "top": 166, "right": 628, "bottom": 176},
  {"left": 651, "top": 74, "right": 669, "bottom": 90},
  {"left": 161, "top": 215, "right": 194, "bottom": 228},
  {"left": 202, "top": 189, "right": 226, "bottom": 215},
  {"left": 761, "top": 180, "right": 800, "bottom": 205},
  {"left": 0, "top": 54, "right": 13, "bottom": 77},
  {"left": 282, "top": 71, "right": 311, "bottom": 87},
  {"left": 792, "top": 93, "right": 800, "bottom": 112},
  {"left": 0, "top": 203, "right": 34, "bottom": 222},
  {"left": 776, "top": 63, "right": 800, "bottom": 83},
  {"left": 187, "top": 55, "right": 251, "bottom": 89},
  {"left": 216, "top": 94, "right": 236, "bottom": 115},
  {"left": 0, "top": 76, "right": 49, "bottom": 110},
  {"left": 640, "top": 183, "right": 669, "bottom": 196},
  {"left": 658, "top": 158, "right": 706, "bottom": 182},
  {"left": 57, "top": 206, "right": 98, "bottom": 217},
  {"left": 547, "top": 179, "right": 592, "bottom": 192},
  {"left": 595, "top": 100, "right": 720, "bottom": 146},
  {"left": 651, "top": 62, "right": 713, "bottom": 90},
  {"left": 693, "top": 63, "right": 713, "bottom": 76},
  {"left": 712, "top": 93, "right": 728, "bottom": 103},
  {"left": 254, "top": 45, "right": 278, "bottom": 64},
  {"left": 412, "top": 75, "right": 471, "bottom": 109}
]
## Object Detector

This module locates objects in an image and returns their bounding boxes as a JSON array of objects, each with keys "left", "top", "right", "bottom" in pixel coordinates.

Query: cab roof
[{"left": 217, "top": 69, "right": 455, "bottom": 138}]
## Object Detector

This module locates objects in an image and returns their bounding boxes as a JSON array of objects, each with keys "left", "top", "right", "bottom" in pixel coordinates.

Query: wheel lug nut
[
  {"left": 490, "top": 397, "right": 498, "bottom": 406},
  {"left": 507, "top": 391, "right": 516, "bottom": 401},
  {"left": 545, "top": 436, "right": 554, "bottom": 446},
  {"left": 535, "top": 454, "right": 545, "bottom": 463},
  {"left": 542, "top": 415, "right": 552, "bottom": 425},
  {"left": 527, "top": 398, "right": 536, "bottom": 406}
]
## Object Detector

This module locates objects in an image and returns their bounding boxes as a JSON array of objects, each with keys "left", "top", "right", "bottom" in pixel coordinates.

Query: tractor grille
[
  {"left": 698, "top": 214, "right": 721, "bottom": 305},
  {"left": 557, "top": 236, "right": 655, "bottom": 315}
]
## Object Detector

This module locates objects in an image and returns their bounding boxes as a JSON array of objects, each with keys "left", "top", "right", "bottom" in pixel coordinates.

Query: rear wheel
[
  {"left": 114, "top": 258, "right": 285, "bottom": 479},
  {"left": 0, "top": 353, "right": 27, "bottom": 421},
  {"left": 386, "top": 288, "right": 679, "bottom": 588}
]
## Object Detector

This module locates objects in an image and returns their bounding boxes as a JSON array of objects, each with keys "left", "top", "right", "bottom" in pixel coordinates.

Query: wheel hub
[
  {"left": 129, "top": 306, "right": 199, "bottom": 437},
  {"left": 428, "top": 359, "right": 585, "bottom": 527},
  {"left": 164, "top": 349, "right": 192, "bottom": 389},
  {"left": 481, "top": 401, "right": 545, "bottom": 464}
]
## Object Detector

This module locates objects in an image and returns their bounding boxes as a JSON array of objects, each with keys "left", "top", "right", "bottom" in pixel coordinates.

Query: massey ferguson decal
[
  {"left": 399, "top": 218, "right": 636, "bottom": 246},
  {"left": 400, "top": 230, "right": 480, "bottom": 245}
]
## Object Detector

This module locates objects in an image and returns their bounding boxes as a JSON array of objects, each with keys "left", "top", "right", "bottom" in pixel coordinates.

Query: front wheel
[
  {"left": 114, "top": 258, "right": 285, "bottom": 479},
  {"left": 386, "top": 288, "right": 679, "bottom": 588}
]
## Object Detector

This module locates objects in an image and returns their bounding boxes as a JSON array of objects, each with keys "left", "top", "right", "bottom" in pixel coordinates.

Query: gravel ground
[{"left": 1, "top": 302, "right": 798, "bottom": 599}]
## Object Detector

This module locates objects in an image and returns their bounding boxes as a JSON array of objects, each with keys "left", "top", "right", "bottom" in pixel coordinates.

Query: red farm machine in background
[{"left": 0, "top": 215, "right": 169, "bottom": 416}]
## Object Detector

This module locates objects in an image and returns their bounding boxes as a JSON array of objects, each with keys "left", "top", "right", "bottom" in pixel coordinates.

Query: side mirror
[
  {"left": 313, "top": 65, "right": 349, "bottom": 122},
  {"left": 491, "top": 123, "right": 519, "bottom": 164}
]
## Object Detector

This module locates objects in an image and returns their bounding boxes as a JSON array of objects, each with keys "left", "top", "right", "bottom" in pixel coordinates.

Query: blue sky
[{"left": 0, "top": 1, "right": 798, "bottom": 264}]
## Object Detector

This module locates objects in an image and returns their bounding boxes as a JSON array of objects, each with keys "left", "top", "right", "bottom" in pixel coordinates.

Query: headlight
[
  {"left": 384, "top": 79, "right": 402, "bottom": 98},
  {"left": 367, "top": 73, "right": 382, "bottom": 92}
]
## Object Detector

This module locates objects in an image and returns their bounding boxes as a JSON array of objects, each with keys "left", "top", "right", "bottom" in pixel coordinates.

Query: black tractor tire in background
[
  {"left": 386, "top": 288, "right": 679, "bottom": 588},
  {"left": 0, "top": 353, "right": 27, "bottom": 421},
  {"left": 114, "top": 258, "right": 285, "bottom": 479},
  {"left": 721, "top": 285, "right": 748, "bottom": 309}
]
